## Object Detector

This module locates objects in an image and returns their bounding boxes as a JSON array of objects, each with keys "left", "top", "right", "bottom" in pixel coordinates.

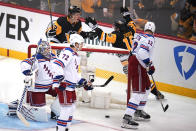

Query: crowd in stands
[{"left": 1, "top": 0, "right": 195, "bottom": 41}]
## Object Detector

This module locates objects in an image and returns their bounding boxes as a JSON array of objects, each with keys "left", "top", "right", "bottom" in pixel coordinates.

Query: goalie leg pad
[{"left": 20, "top": 104, "right": 48, "bottom": 122}]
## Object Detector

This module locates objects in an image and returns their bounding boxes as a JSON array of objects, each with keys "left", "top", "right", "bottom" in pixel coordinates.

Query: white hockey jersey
[
  {"left": 132, "top": 33, "right": 155, "bottom": 68},
  {"left": 21, "top": 53, "right": 56, "bottom": 92},
  {"left": 53, "top": 47, "right": 81, "bottom": 91}
]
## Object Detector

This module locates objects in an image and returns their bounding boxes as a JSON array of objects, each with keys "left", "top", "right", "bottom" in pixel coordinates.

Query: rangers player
[
  {"left": 7, "top": 41, "right": 58, "bottom": 122},
  {"left": 52, "top": 34, "right": 93, "bottom": 131},
  {"left": 121, "top": 21, "right": 156, "bottom": 129}
]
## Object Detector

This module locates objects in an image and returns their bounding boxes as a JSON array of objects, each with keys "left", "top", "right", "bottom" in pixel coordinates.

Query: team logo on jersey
[{"left": 174, "top": 46, "right": 196, "bottom": 80}]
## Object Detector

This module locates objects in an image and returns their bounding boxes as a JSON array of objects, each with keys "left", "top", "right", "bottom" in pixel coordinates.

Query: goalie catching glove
[{"left": 85, "top": 17, "right": 98, "bottom": 30}]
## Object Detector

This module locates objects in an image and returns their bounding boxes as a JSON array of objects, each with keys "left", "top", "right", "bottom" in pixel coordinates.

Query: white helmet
[
  {"left": 69, "top": 34, "right": 84, "bottom": 46},
  {"left": 144, "top": 21, "right": 156, "bottom": 33}
]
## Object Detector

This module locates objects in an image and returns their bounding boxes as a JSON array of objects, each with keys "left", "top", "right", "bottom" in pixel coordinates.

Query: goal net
[{"left": 28, "top": 43, "right": 131, "bottom": 109}]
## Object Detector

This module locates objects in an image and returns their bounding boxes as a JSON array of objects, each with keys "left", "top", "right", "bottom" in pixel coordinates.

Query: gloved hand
[
  {"left": 84, "top": 84, "right": 93, "bottom": 90},
  {"left": 24, "top": 75, "right": 33, "bottom": 87},
  {"left": 58, "top": 85, "right": 65, "bottom": 91},
  {"left": 120, "top": 7, "right": 132, "bottom": 22},
  {"left": 146, "top": 62, "right": 155, "bottom": 75},
  {"left": 22, "top": 70, "right": 32, "bottom": 76},
  {"left": 78, "top": 78, "right": 93, "bottom": 90},
  {"left": 85, "top": 17, "right": 98, "bottom": 30},
  {"left": 78, "top": 78, "right": 87, "bottom": 86},
  {"left": 120, "top": 7, "right": 130, "bottom": 17},
  {"left": 46, "top": 27, "right": 57, "bottom": 37},
  {"left": 58, "top": 82, "right": 68, "bottom": 91}
]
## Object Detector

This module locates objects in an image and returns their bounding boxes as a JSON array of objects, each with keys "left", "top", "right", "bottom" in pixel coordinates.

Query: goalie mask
[
  {"left": 69, "top": 34, "right": 84, "bottom": 51},
  {"left": 38, "top": 41, "right": 51, "bottom": 59},
  {"left": 144, "top": 21, "right": 156, "bottom": 33}
]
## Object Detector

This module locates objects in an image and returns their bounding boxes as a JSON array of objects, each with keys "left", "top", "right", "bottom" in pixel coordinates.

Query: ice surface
[{"left": 0, "top": 56, "right": 196, "bottom": 131}]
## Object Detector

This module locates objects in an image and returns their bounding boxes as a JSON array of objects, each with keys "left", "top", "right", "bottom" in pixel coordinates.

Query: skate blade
[
  {"left": 121, "top": 124, "right": 138, "bottom": 129},
  {"left": 134, "top": 117, "right": 150, "bottom": 121}
]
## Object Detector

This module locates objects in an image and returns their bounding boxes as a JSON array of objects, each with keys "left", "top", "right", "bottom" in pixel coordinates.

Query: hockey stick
[
  {"left": 76, "top": 76, "right": 114, "bottom": 88},
  {"left": 92, "top": 75, "right": 114, "bottom": 87},
  {"left": 47, "top": 0, "right": 54, "bottom": 30},
  {"left": 151, "top": 75, "right": 169, "bottom": 112},
  {"left": 123, "top": 0, "right": 125, "bottom": 8},
  {"left": 16, "top": 39, "right": 42, "bottom": 126},
  {"left": 16, "top": 85, "right": 30, "bottom": 126}
]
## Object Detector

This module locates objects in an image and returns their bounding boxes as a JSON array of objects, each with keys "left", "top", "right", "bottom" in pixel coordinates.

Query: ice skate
[
  {"left": 7, "top": 100, "right": 19, "bottom": 116},
  {"left": 121, "top": 114, "right": 139, "bottom": 129},
  {"left": 134, "top": 110, "right": 150, "bottom": 121}
]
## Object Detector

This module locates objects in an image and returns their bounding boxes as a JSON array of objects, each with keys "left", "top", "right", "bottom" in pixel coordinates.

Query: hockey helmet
[
  {"left": 68, "top": 5, "right": 81, "bottom": 16},
  {"left": 144, "top": 21, "right": 156, "bottom": 33},
  {"left": 38, "top": 41, "right": 51, "bottom": 59},
  {"left": 69, "top": 34, "right": 84, "bottom": 49}
]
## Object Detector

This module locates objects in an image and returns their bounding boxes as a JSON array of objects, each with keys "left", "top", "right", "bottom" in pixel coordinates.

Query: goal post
[{"left": 28, "top": 44, "right": 131, "bottom": 108}]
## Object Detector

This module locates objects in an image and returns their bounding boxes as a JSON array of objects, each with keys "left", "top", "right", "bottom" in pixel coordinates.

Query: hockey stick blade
[
  {"left": 93, "top": 76, "right": 114, "bottom": 87},
  {"left": 17, "top": 111, "right": 30, "bottom": 127},
  {"left": 151, "top": 75, "right": 169, "bottom": 112},
  {"left": 164, "top": 104, "right": 169, "bottom": 112}
]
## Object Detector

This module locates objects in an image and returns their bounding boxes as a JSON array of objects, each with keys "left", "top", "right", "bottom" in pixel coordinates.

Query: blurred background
[{"left": 1, "top": 0, "right": 196, "bottom": 41}]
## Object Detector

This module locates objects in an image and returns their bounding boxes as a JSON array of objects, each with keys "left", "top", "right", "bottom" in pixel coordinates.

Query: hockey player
[
  {"left": 7, "top": 41, "right": 58, "bottom": 121},
  {"left": 45, "top": 5, "right": 91, "bottom": 43},
  {"left": 85, "top": 7, "right": 136, "bottom": 76},
  {"left": 85, "top": 7, "right": 164, "bottom": 100},
  {"left": 52, "top": 34, "right": 93, "bottom": 131},
  {"left": 121, "top": 21, "right": 156, "bottom": 129}
]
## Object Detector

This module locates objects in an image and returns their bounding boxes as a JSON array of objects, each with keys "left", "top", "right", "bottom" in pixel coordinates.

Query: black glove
[
  {"left": 46, "top": 26, "right": 57, "bottom": 37},
  {"left": 120, "top": 7, "right": 129, "bottom": 14},
  {"left": 85, "top": 17, "right": 98, "bottom": 30},
  {"left": 120, "top": 7, "right": 132, "bottom": 22}
]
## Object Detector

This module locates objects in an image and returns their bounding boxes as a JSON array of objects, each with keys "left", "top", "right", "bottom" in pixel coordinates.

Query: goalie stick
[
  {"left": 16, "top": 39, "right": 42, "bottom": 126},
  {"left": 151, "top": 75, "right": 169, "bottom": 112}
]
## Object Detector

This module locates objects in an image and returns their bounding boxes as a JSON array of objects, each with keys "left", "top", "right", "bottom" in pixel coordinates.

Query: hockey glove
[
  {"left": 22, "top": 69, "right": 32, "bottom": 76},
  {"left": 120, "top": 7, "right": 132, "bottom": 22},
  {"left": 46, "top": 27, "right": 57, "bottom": 37},
  {"left": 58, "top": 85, "right": 65, "bottom": 91},
  {"left": 146, "top": 63, "right": 155, "bottom": 75},
  {"left": 78, "top": 78, "right": 93, "bottom": 90},
  {"left": 24, "top": 76, "right": 33, "bottom": 87},
  {"left": 78, "top": 78, "right": 87, "bottom": 86},
  {"left": 84, "top": 85, "right": 93, "bottom": 90},
  {"left": 85, "top": 17, "right": 98, "bottom": 30}
]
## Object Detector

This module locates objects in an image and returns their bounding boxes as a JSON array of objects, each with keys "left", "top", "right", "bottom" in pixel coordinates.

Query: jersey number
[{"left": 62, "top": 54, "right": 69, "bottom": 61}]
